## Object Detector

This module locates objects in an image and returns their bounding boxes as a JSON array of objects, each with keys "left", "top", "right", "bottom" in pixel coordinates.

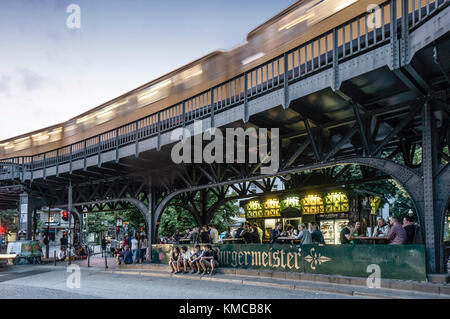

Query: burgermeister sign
[{"left": 151, "top": 243, "right": 426, "bottom": 281}]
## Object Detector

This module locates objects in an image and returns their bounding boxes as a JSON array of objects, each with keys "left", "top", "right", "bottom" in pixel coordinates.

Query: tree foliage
[{"left": 158, "top": 192, "right": 240, "bottom": 237}]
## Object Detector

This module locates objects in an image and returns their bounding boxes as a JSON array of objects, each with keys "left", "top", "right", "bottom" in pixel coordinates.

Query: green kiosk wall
[{"left": 151, "top": 244, "right": 427, "bottom": 281}]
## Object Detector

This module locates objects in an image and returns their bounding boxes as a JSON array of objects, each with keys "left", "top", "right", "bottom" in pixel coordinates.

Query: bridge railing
[{"left": 0, "top": 0, "right": 447, "bottom": 180}]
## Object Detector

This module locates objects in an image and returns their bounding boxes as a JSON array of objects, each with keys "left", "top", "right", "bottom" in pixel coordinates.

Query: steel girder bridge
[{"left": 0, "top": 0, "right": 449, "bottom": 274}]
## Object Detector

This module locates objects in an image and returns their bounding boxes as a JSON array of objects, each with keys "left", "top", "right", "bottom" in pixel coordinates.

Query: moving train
[{"left": 0, "top": 0, "right": 392, "bottom": 160}]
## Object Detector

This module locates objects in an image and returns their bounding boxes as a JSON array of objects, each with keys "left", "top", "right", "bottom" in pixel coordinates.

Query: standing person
[
  {"left": 269, "top": 222, "right": 283, "bottom": 244},
  {"left": 101, "top": 237, "right": 107, "bottom": 256},
  {"left": 307, "top": 222, "right": 313, "bottom": 233},
  {"left": 253, "top": 223, "right": 263, "bottom": 242},
  {"left": 122, "top": 234, "right": 129, "bottom": 249},
  {"left": 131, "top": 235, "right": 139, "bottom": 263},
  {"left": 110, "top": 237, "right": 118, "bottom": 256},
  {"left": 311, "top": 223, "right": 325, "bottom": 244},
  {"left": 372, "top": 218, "right": 390, "bottom": 237},
  {"left": 209, "top": 225, "right": 219, "bottom": 244},
  {"left": 191, "top": 227, "right": 200, "bottom": 244},
  {"left": 139, "top": 235, "right": 148, "bottom": 263},
  {"left": 295, "top": 224, "right": 312, "bottom": 244},
  {"left": 403, "top": 215, "right": 416, "bottom": 244},
  {"left": 60, "top": 234, "right": 68, "bottom": 251},
  {"left": 387, "top": 216, "right": 407, "bottom": 245},
  {"left": 200, "top": 225, "right": 211, "bottom": 243}
]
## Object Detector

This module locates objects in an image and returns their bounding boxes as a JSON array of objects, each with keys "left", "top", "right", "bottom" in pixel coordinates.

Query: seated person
[
  {"left": 199, "top": 245, "right": 219, "bottom": 275},
  {"left": 189, "top": 245, "right": 204, "bottom": 273},
  {"left": 295, "top": 224, "right": 312, "bottom": 244},
  {"left": 269, "top": 222, "right": 283, "bottom": 244},
  {"left": 179, "top": 246, "right": 193, "bottom": 273},
  {"left": 119, "top": 245, "right": 133, "bottom": 265},
  {"left": 169, "top": 246, "right": 181, "bottom": 273},
  {"left": 250, "top": 226, "right": 261, "bottom": 244}
]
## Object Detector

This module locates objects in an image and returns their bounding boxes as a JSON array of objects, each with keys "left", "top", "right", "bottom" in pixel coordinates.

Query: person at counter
[
  {"left": 295, "top": 224, "right": 312, "bottom": 244},
  {"left": 270, "top": 222, "right": 283, "bottom": 244},
  {"left": 387, "top": 216, "right": 407, "bottom": 245},
  {"left": 372, "top": 218, "right": 390, "bottom": 237}
]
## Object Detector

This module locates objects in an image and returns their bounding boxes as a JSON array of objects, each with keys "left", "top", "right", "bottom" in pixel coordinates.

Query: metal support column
[
  {"left": 18, "top": 192, "right": 33, "bottom": 240},
  {"left": 422, "top": 102, "right": 438, "bottom": 273}
]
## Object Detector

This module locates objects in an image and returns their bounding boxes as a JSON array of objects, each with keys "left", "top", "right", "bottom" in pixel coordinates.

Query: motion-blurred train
[{"left": 0, "top": 0, "right": 393, "bottom": 159}]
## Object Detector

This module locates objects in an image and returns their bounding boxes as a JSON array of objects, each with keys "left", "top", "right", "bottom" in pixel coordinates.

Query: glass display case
[{"left": 320, "top": 219, "right": 348, "bottom": 244}]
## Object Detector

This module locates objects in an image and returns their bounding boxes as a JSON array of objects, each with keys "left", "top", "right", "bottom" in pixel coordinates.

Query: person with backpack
[{"left": 199, "top": 245, "right": 219, "bottom": 275}]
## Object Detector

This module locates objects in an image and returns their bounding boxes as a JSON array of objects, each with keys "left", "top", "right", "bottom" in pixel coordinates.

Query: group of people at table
[
  {"left": 271, "top": 214, "right": 416, "bottom": 245},
  {"left": 164, "top": 213, "right": 416, "bottom": 247}
]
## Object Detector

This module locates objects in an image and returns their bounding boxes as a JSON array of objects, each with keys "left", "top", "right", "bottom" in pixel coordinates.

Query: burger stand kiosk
[{"left": 241, "top": 188, "right": 381, "bottom": 244}]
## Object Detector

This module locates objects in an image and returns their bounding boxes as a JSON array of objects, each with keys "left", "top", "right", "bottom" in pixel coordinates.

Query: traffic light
[
  {"left": 61, "top": 211, "right": 69, "bottom": 221},
  {"left": 0, "top": 226, "right": 5, "bottom": 234},
  {"left": 140, "top": 227, "right": 143, "bottom": 232}
]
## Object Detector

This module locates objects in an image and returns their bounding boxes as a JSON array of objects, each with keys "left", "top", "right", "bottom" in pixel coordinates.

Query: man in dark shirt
[
  {"left": 269, "top": 222, "right": 283, "bottom": 244},
  {"left": 311, "top": 223, "right": 325, "bottom": 244},
  {"left": 200, "top": 225, "right": 211, "bottom": 243},
  {"left": 403, "top": 215, "right": 416, "bottom": 244},
  {"left": 234, "top": 223, "right": 244, "bottom": 239},
  {"left": 199, "top": 245, "right": 219, "bottom": 275}
]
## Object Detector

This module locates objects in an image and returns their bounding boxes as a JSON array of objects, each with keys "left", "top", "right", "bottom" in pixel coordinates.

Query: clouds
[
  {"left": 16, "top": 68, "right": 46, "bottom": 91},
  {"left": 0, "top": 68, "right": 47, "bottom": 97}
]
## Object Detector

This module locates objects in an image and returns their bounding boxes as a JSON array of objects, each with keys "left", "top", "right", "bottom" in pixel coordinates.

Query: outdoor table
[
  {"left": 221, "top": 238, "right": 244, "bottom": 244},
  {"left": 356, "top": 236, "right": 389, "bottom": 244}
]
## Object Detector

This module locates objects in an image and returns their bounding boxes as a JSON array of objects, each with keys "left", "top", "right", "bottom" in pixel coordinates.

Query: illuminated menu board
[
  {"left": 245, "top": 198, "right": 281, "bottom": 219},
  {"left": 302, "top": 195, "right": 324, "bottom": 215},
  {"left": 280, "top": 196, "right": 301, "bottom": 211},
  {"left": 324, "top": 192, "right": 349, "bottom": 213}
]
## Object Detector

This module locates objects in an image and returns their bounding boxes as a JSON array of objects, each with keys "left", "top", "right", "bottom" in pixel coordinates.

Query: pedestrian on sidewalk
[
  {"left": 131, "top": 235, "right": 139, "bottom": 263},
  {"left": 139, "top": 235, "right": 148, "bottom": 263},
  {"left": 101, "top": 237, "right": 107, "bottom": 256}
]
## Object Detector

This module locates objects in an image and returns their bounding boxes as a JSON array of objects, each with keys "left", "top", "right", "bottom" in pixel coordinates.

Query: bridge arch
[{"left": 151, "top": 157, "right": 450, "bottom": 273}]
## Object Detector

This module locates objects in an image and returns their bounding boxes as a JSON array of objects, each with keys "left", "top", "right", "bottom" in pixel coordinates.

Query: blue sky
[{"left": 0, "top": 0, "right": 295, "bottom": 140}]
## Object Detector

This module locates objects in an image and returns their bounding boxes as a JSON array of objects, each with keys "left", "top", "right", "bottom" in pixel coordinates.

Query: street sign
[{"left": 116, "top": 219, "right": 123, "bottom": 227}]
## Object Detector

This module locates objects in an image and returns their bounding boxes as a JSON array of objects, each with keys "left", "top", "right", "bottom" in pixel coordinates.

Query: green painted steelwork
[{"left": 151, "top": 243, "right": 427, "bottom": 281}]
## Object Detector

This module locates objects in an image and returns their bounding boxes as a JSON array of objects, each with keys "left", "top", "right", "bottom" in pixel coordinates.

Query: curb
[
  {"left": 104, "top": 268, "right": 447, "bottom": 299},
  {"left": 116, "top": 264, "right": 450, "bottom": 297}
]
